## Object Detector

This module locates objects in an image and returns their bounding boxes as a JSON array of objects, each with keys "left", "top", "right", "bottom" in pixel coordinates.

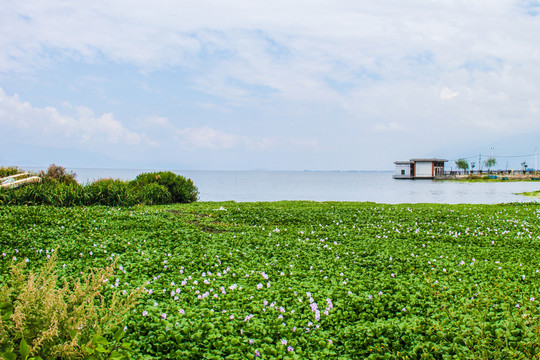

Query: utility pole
[
  {"left": 535, "top": 146, "right": 538, "bottom": 174},
  {"left": 490, "top": 147, "right": 494, "bottom": 174},
  {"left": 479, "top": 154, "right": 482, "bottom": 174}
]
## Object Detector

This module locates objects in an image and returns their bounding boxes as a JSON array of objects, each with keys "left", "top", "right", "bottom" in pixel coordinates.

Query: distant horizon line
[{"left": 16, "top": 165, "right": 394, "bottom": 173}]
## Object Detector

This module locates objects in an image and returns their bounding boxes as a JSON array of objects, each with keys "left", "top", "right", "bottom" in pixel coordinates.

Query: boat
[{"left": 0, "top": 173, "right": 42, "bottom": 189}]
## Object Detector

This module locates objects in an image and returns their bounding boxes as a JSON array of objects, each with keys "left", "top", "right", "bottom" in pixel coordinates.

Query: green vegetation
[
  {"left": 131, "top": 172, "right": 199, "bottom": 204},
  {"left": 443, "top": 175, "right": 539, "bottom": 182},
  {"left": 37, "top": 163, "right": 78, "bottom": 185},
  {"left": 0, "top": 167, "right": 24, "bottom": 178},
  {"left": 1, "top": 253, "right": 142, "bottom": 359},
  {"left": 518, "top": 190, "right": 540, "bottom": 198},
  {"left": 484, "top": 157, "right": 497, "bottom": 173},
  {"left": 1, "top": 202, "right": 539, "bottom": 359},
  {"left": 455, "top": 158, "right": 469, "bottom": 172},
  {"left": 0, "top": 165, "right": 199, "bottom": 206}
]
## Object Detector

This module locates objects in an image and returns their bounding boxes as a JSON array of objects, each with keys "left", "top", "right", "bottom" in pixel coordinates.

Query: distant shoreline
[{"left": 435, "top": 173, "right": 540, "bottom": 182}]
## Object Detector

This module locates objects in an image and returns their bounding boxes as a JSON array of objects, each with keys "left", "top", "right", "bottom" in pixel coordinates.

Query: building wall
[
  {"left": 415, "top": 161, "right": 433, "bottom": 178},
  {"left": 395, "top": 164, "right": 411, "bottom": 176}
]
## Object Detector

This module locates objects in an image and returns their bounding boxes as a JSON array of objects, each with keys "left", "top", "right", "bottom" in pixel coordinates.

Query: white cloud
[
  {"left": 1, "top": 1, "right": 540, "bottom": 169},
  {"left": 177, "top": 126, "right": 242, "bottom": 150},
  {"left": 440, "top": 87, "right": 459, "bottom": 100},
  {"left": 373, "top": 122, "right": 405, "bottom": 133},
  {"left": 0, "top": 87, "right": 152, "bottom": 147}
]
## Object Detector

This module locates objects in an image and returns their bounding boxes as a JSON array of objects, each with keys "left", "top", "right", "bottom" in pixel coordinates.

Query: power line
[{"left": 449, "top": 153, "right": 536, "bottom": 162}]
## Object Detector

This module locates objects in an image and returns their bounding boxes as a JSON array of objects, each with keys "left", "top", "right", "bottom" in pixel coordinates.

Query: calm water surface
[{"left": 23, "top": 168, "right": 540, "bottom": 204}]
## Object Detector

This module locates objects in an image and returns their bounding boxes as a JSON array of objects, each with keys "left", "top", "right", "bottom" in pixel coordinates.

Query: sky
[{"left": 1, "top": 0, "right": 540, "bottom": 171}]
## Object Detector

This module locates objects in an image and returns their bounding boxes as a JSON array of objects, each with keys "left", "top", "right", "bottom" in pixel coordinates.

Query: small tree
[
  {"left": 470, "top": 162, "right": 476, "bottom": 174},
  {"left": 455, "top": 159, "right": 469, "bottom": 173},
  {"left": 521, "top": 161, "right": 528, "bottom": 174},
  {"left": 484, "top": 157, "right": 497, "bottom": 173},
  {"left": 39, "top": 164, "right": 77, "bottom": 185}
]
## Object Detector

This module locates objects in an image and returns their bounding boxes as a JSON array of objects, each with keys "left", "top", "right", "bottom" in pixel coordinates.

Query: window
[{"left": 401, "top": 170, "right": 405, "bottom": 175}]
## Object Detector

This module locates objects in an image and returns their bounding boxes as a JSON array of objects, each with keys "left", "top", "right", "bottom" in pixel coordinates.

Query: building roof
[
  {"left": 410, "top": 158, "right": 448, "bottom": 162},
  {"left": 394, "top": 161, "right": 412, "bottom": 165}
]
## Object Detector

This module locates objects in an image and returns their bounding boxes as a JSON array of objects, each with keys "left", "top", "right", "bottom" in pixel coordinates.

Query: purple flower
[
  {"left": 142, "top": 310, "right": 148, "bottom": 316},
  {"left": 161, "top": 313, "right": 167, "bottom": 319},
  {"left": 255, "top": 350, "right": 261, "bottom": 357},
  {"left": 281, "top": 339, "right": 287, "bottom": 345},
  {"left": 287, "top": 346, "right": 293, "bottom": 352}
]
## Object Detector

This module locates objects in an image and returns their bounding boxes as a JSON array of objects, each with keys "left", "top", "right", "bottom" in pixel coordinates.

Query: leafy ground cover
[
  {"left": 518, "top": 190, "right": 540, "bottom": 198},
  {"left": 1, "top": 202, "right": 539, "bottom": 359}
]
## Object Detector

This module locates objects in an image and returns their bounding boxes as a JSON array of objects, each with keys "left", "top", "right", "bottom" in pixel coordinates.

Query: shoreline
[{"left": 435, "top": 173, "right": 540, "bottom": 182}]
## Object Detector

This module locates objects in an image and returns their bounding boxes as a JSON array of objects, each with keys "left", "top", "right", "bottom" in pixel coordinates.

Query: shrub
[
  {"left": 131, "top": 172, "right": 199, "bottom": 203},
  {"left": 139, "top": 183, "right": 171, "bottom": 205},
  {"left": 1, "top": 166, "right": 199, "bottom": 207},
  {"left": 0, "top": 253, "right": 142, "bottom": 359},
  {"left": 0, "top": 166, "right": 24, "bottom": 178},
  {"left": 39, "top": 164, "right": 77, "bottom": 185},
  {"left": 0, "top": 183, "right": 85, "bottom": 207},
  {"left": 84, "top": 179, "right": 136, "bottom": 207}
]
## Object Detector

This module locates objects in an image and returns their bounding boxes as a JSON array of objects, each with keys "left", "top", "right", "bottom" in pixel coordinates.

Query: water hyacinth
[{"left": 2, "top": 202, "right": 540, "bottom": 359}]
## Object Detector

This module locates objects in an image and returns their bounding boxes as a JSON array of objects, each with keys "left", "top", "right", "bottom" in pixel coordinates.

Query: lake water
[{"left": 23, "top": 167, "right": 540, "bottom": 204}]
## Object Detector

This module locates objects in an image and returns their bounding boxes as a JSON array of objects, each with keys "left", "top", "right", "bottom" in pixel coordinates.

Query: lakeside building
[{"left": 393, "top": 158, "right": 448, "bottom": 179}]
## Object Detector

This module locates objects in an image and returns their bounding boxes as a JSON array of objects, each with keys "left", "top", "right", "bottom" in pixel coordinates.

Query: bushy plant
[
  {"left": 0, "top": 167, "right": 24, "bottom": 178},
  {"left": 139, "top": 183, "right": 171, "bottom": 205},
  {"left": 39, "top": 164, "right": 77, "bottom": 185},
  {"left": 131, "top": 172, "right": 198, "bottom": 203},
  {"left": 84, "top": 179, "right": 136, "bottom": 207},
  {"left": 1, "top": 166, "right": 199, "bottom": 207},
  {"left": 0, "top": 183, "right": 85, "bottom": 207},
  {"left": 0, "top": 253, "right": 142, "bottom": 359}
]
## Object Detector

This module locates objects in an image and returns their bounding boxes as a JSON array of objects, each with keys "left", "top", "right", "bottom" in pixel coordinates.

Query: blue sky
[{"left": 1, "top": 0, "right": 540, "bottom": 170}]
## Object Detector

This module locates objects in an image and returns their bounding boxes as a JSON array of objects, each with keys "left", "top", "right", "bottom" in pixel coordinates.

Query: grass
[
  {"left": 518, "top": 190, "right": 540, "bottom": 198},
  {"left": 439, "top": 174, "right": 540, "bottom": 182}
]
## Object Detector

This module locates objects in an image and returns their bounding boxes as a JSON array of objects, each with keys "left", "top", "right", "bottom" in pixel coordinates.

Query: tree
[
  {"left": 470, "top": 162, "right": 476, "bottom": 173},
  {"left": 484, "top": 157, "right": 497, "bottom": 173},
  {"left": 521, "top": 161, "right": 528, "bottom": 173},
  {"left": 455, "top": 158, "right": 469, "bottom": 173}
]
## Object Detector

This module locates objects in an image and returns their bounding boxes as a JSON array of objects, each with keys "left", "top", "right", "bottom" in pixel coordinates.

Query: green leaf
[
  {"left": 2, "top": 351, "right": 17, "bottom": 360},
  {"left": 109, "top": 350, "right": 125, "bottom": 360},
  {"left": 92, "top": 335, "right": 110, "bottom": 346},
  {"left": 114, "top": 328, "right": 126, "bottom": 342},
  {"left": 85, "top": 346, "right": 95, "bottom": 355},
  {"left": 2, "top": 310, "right": 13, "bottom": 321},
  {"left": 19, "top": 338, "right": 30, "bottom": 358},
  {"left": 95, "top": 344, "right": 108, "bottom": 353},
  {"left": 0, "top": 302, "right": 13, "bottom": 309}
]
